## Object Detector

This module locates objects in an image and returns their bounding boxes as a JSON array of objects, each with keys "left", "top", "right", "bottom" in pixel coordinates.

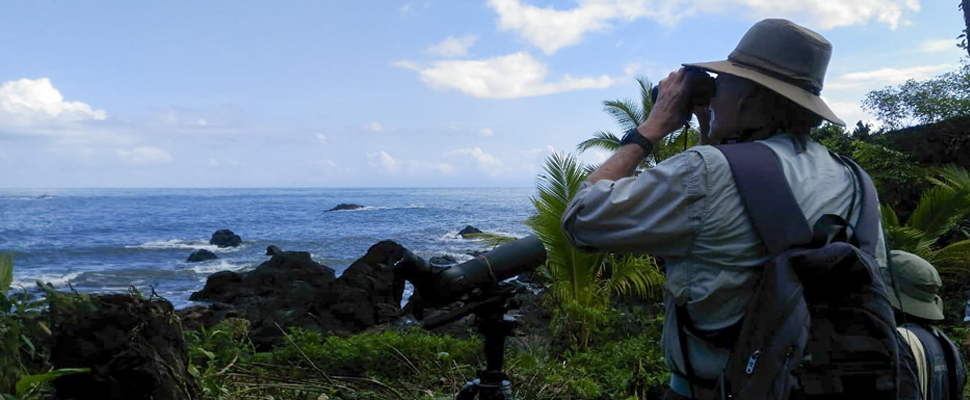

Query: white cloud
[
  {"left": 367, "top": 151, "right": 400, "bottom": 173},
  {"left": 825, "top": 99, "right": 871, "bottom": 126},
  {"left": 197, "top": 118, "right": 208, "bottom": 126},
  {"left": 368, "top": 122, "right": 384, "bottom": 132},
  {"left": 397, "top": 52, "right": 617, "bottom": 98},
  {"left": 488, "top": 0, "right": 922, "bottom": 54},
  {"left": 827, "top": 64, "right": 953, "bottom": 90},
  {"left": 367, "top": 150, "right": 453, "bottom": 175},
  {"left": 479, "top": 128, "right": 494, "bottom": 137},
  {"left": 428, "top": 35, "right": 479, "bottom": 57},
  {"left": 446, "top": 147, "right": 505, "bottom": 175},
  {"left": 0, "top": 78, "right": 106, "bottom": 123},
  {"left": 116, "top": 146, "right": 173, "bottom": 165},
  {"left": 921, "top": 39, "right": 958, "bottom": 53},
  {"left": 317, "top": 158, "right": 337, "bottom": 168},
  {"left": 315, "top": 133, "right": 328, "bottom": 144}
]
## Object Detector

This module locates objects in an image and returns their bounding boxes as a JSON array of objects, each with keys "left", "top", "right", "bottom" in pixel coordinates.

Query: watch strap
[{"left": 620, "top": 128, "right": 654, "bottom": 155}]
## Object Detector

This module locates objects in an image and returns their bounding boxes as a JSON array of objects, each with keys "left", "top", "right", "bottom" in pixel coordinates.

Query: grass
[{"left": 184, "top": 305, "right": 669, "bottom": 400}]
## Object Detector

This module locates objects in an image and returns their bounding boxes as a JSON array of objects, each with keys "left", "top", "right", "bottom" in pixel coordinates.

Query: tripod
[{"left": 421, "top": 285, "right": 519, "bottom": 400}]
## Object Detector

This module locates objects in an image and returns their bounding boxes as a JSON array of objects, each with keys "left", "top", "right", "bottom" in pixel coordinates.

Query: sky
[{"left": 0, "top": 0, "right": 965, "bottom": 188}]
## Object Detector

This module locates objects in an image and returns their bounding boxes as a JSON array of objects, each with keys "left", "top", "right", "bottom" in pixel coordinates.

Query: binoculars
[{"left": 650, "top": 67, "right": 717, "bottom": 107}]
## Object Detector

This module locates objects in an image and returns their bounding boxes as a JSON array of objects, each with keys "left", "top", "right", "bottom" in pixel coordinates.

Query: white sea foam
[
  {"left": 127, "top": 239, "right": 239, "bottom": 253},
  {"left": 433, "top": 232, "right": 465, "bottom": 242},
  {"left": 12, "top": 271, "right": 83, "bottom": 290},
  {"left": 329, "top": 205, "right": 426, "bottom": 212},
  {"left": 415, "top": 251, "right": 474, "bottom": 264},
  {"left": 189, "top": 260, "right": 247, "bottom": 274}
]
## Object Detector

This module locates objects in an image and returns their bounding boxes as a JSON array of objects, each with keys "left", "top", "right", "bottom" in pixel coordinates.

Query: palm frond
[
  {"left": 652, "top": 126, "right": 699, "bottom": 164},
  {"left": 907, "top": 185, "right": 970, "bottom": 243},
  {"left": 576, "top": 131, "right": 621, "bottom": 154},
  {"left": 925, "top": 238, "right": 970, "bottom": 273},
  {"left": 599, "top": 253, "right": 665, "bottom": 299},
  {"left": 603, "top": 99, "right": 643, "bottom": 131},
  {"left": 885, "top": 226, "right": 935, "bottom": 256},
  {"left": 461, "top": 232, "right": 518, "bottom": 247},
  {"left": 636, "top": 76, "right": 655, "bottom": 121},
  {"left": 929, "top": 165, "right": 970, "bottom": 192},
  {"left": 881, "top": 203, "right": 900, "bottom": 229},
  {"left": 525, "top": 151, "right": 605, "bottom": 305}
]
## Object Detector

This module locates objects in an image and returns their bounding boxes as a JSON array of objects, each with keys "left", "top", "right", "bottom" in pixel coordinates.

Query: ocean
[{"left": 0, "top": 188, "right": 536, "bottom": 308}]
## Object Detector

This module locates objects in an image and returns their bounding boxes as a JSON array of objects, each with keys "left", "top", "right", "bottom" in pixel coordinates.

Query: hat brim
[
  {"left": 887, "top": 289, "right": 945, "bottom": 321},
  {"left": 683, "top": 60, "right": 846, "bottom": 127}
]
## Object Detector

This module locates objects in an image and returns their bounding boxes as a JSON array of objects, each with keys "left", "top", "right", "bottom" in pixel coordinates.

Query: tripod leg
[{"left": 455, "top": 378, "right": 480, "bottom": 400}]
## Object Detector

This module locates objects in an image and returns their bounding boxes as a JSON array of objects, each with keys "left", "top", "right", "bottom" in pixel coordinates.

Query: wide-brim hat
[
  {"left": 684, "top": 19, "right": 846, "bottom": 126},
  {"left": 885, "top": 250, "right": 945, "bottom": 321}
]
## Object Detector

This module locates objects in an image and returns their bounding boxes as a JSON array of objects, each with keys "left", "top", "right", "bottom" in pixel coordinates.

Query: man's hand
[{"left": 638, "top": 68, "right": 696, "bottom": 142}]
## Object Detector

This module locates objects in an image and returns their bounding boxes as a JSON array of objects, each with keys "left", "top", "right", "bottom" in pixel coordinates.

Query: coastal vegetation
[{"left": 4, "top": 62, "right": 970, "bottom": 400}]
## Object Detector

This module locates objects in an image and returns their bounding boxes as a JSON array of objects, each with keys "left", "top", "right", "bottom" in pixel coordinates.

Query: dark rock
[
  {"left": 189, "top": 242, "right": 407, "bottom": 349},
  {"left": 458, "top": 225, "right": 483, "bottom": 238},
  {"left": 327, "top": 203, "right": 365, "bottom": 212},
  {"left": 186, "top": 249, "right": 218, "bottom": 262},
  {"left": 49, "top": 294, "right": 200, "bottom": 400},
  {"left": 209, "top": 229, "right": 242, "bottom": 248},
  {"left": 466, "top": 250, "right": 486, "bottom": 257},
  {"left": 429, "top": 255, "right": 459, "bottom": 266}
]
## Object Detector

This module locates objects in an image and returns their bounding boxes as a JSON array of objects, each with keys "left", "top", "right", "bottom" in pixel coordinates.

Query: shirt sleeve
[{"left": 560, "top": 150, "right": 708, "bottom": 257}]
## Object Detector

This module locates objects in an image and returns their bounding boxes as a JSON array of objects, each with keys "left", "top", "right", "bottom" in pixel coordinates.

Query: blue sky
[{"left": 0, "top": 1, "right": 964, "bottom": 188}]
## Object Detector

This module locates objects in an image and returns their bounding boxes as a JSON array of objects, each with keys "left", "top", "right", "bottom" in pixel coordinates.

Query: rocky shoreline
[{"left": 41, "top": 227, "right": 549, "bottom": 399}]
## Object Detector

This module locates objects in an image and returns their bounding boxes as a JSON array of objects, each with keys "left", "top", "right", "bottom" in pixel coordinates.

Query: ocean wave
[
  {"left": 5, "top": 196, "right": 54, "bottom": 201},
  {"left": 126, "top": 239, "right": 240, "bottom": 252},
  {"left": 12, "top": 271, "right": 83, "bottom": 290},
  {"left": 187, "top": 260, "right": 248, "bottom": 275},
  {"left": 328, "top": 205, "right": 427, "bottom": 212}
]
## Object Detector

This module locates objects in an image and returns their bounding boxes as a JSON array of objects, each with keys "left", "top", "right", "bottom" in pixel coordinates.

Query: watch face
[{"left": 621, "top": 129, "right": 638, "bottom": 145}]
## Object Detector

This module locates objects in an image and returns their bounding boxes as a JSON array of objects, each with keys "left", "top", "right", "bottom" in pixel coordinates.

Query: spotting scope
[{"left": 393, "top": 235, "right": 546, "bottom": 307}]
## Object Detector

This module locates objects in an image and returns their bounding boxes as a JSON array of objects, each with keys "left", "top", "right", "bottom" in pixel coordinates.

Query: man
[
  {"left": 890, "top": 250, "right": 966, "bottom": 400},
  {"left": 560, "top": 19, "right": 888, "bottom": 398}
]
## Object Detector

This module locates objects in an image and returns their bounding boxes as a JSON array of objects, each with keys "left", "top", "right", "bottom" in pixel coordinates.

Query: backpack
[{"left": 675, "top": 141, "right": 919, "bottom": 400}]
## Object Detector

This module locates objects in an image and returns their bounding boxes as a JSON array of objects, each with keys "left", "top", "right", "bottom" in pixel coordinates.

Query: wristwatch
[{"left": 619, "top": 128, "right": 654, "bottom": 155}]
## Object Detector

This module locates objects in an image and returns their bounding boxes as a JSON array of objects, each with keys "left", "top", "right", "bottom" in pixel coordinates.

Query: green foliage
[
  {"left": 184, "top": 318, "right": 254, "bottom": 398},
  {"left": 810, "top": 123, "right": 929, "bottom": 212},
  {"left": 460, "top": 232, "right": 518, "bottom": 247},
  {"left": 267, "top": 327, "right": 482, "bottom": 381},
  {"left": 509, "top": 311, "right": 668, "bottom": 400},
  {"left": 883, "top": 166, "right": 970, "bottom": 273},
  {"left": 863, "top": 60, "right": 970, "bottom": 129},
  {"left": 810, "top": 122, "right": 853, "bottom": 155},
  {"left": 526, "top": 152, "right": 665, "bottom": 348},
  {"left": 181, "top": 310, "right": 671, "bottom": 400},
  {"left": 849, "top": 140, "right": 928, "bottom": 209},
  {"left": 14, "top": 368, "right": 88, "bottom": 398},
  {"left": 0, "top": 256, "right": 89, "bottom": 399}
]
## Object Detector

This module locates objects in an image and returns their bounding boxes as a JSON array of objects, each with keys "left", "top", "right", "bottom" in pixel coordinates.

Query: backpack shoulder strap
[
  {"left": 716, "top": 142, "right": 813, "bottom": 254},
  {"left": 837, "top": 156, "right": 881, "bottom": 256}
]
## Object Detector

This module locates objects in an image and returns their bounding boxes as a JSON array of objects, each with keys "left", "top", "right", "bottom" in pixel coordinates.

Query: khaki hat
[
  {"left": 885, "top": 250, "right": 945, "bottom": 321},
  {"left": 684, "top": 19, "right": 846, "bottom": 126}
]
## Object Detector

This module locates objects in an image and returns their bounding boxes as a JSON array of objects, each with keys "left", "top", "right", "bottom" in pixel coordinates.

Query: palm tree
[
  {"left": 526, "top": 152, "right": 665, "bottom": 348},
  {"left": 576, "top": 76, "right": 700, "bottom": 170},
  {"left": 882, "top": 166, "right": 970, "bottom": 273}
]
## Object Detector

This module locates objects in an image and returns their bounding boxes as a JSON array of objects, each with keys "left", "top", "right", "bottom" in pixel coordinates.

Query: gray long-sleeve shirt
[{"left": 561, "top": 133, "right": 887, "bottom": 380}]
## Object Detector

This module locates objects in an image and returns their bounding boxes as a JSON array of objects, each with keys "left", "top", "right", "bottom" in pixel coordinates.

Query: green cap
[{"left": 885, "top": 250, "right": 945, "bottom": 321}]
